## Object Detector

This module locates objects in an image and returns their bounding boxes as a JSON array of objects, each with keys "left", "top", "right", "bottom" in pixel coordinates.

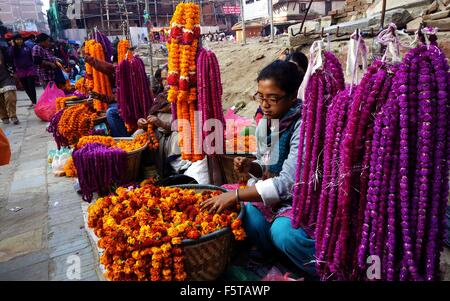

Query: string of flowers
[
  {"left": 196, "top": 47, "right": 225, "bottom": 159},
  {"left": 57, "top": 104, "right": 98, "bottom": 146},
  {"left": 87, "top": 180, "right": 245, "bottom": 281},
  {"left": 72, "top": 142, "right": 127, "bottom": 202},
  {"left": 117, "top": 39, "right": 131, "bottom": 63},
  {"left": 47, "top": 108, "right": 70, "bottom": 149},
  {"left": 63, "top": 156, "right": 77, "bottom": 177},
  {"left": 116, "top": 55, "right": 154, "bottom": 131},
  {"left": 56, "top": 95, "right": 78, "bottom": 111},
  {"left": 167, "top": 2, "right": 201, "bottom": 162},
  {"left": 291, "top": 51, "right": 345, "bottom": 233}
]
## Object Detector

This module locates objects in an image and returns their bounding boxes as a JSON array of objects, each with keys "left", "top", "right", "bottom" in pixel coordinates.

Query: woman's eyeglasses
[{"left": 253, "top": 92, "right": 286, "bottom": 105}]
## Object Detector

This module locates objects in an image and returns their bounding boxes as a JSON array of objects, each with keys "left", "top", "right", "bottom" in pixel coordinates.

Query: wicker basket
[
  {"left": 171, "top": 184, "right": 246, "bottom": 281},
  {"left": 114, "top": 137, "right": 148, "bottom": 182}
]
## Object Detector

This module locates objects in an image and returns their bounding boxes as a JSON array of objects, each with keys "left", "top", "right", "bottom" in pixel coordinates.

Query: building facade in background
[
  {"left": 50, "top": 0, "right": 240, "bottom": 40},
  {"left": 0, "top": 0, "right": 48, "bottom": 32}
]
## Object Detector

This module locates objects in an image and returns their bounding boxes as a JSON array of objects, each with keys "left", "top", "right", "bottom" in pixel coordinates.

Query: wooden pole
[
  {"left": 240, "top": 0, "right": 246, "bottom": 45},
  {"left": 99, "top": 1, "right": 105, "bottom": 31},
  {"left": 145, "top": 0, "right": 154, "bottom": 78},
  {"left": 105, "top": 0, "right": 111, "bottom": 36},
  {"left": 269, "top": 0, "right": 274, "bottom": 42},
  {"left": 380, "top": 0, "right": 387, "bottom": 30}
]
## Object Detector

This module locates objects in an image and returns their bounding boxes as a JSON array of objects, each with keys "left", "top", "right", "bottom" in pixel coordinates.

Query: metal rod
[{"left": 299, "top": 0, "right": 313, "bottom": 35}]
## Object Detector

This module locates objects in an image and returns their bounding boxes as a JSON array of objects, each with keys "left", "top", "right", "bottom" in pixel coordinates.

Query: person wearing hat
[
  {"left": 32, "top": 33, "right": 59, "bottom": 87},
  {"left": 8, "top": 32, "right": 37, "bottom": 108}
]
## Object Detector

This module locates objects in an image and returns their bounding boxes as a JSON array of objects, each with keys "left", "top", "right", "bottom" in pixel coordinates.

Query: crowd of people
[{"left": 0, "top": 32, "right": 83, "bottom": 125}]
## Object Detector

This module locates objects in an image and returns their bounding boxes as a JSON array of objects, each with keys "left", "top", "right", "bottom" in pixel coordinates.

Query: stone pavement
[{"left": 0, "top": 89, "right": 99, "bottom": 281}]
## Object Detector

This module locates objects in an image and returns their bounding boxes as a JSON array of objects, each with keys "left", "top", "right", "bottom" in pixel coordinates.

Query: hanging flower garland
[
  {"left": 87, "top": 180, "right": 245, "bottom": 281},
  {"left": 197, "top": 47, "right": 225, "bottom": 159},
  {"left": 117, "top": 39, "right": 131, "bottom": 63},
  {"left": 116, "top": 55, "right": 154, "bottom": 131},
  {"left": 291, "top": 50, "right": 345, "bottom": 233},
  {"left": 167, "top": 2, "right": 201, "bottom": 162}
]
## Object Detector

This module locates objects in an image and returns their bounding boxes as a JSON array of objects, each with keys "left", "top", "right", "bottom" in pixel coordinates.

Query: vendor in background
[
  {"left": 32, "top": 33, "right": 61, "bottom": 88},
  {"left": 82, "top": 51, "right": 128, "bottom": 137},
  {"left": 201, "top": 60, "right": 316, "bottom": 276},
  {"left": 8, "top": 33, "right": 37, "bottom": 108},
  {"left": 136, "top": 65, "right": 190, "bottom": 177}
]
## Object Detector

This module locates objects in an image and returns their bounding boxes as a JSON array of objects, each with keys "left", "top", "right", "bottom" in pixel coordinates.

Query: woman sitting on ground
[{"left": 202, "top": 60, "right": 316, "bottom": 276}]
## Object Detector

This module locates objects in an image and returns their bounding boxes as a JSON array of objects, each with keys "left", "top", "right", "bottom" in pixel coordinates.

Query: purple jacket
[{"left": 8, "top": 45, "right": 36, "bottom": 78}]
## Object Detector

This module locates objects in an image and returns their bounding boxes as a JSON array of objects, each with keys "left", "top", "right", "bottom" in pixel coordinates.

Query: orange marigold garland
[
  {"left": 63, "top": 156, "right": 77, "bottom": 177},
  {"left": 168, "top": 3, "right": 201, "bottom": 162},
  {"left": 58, "top": 104, "right": 98, "bottom": 145},
  {"left": 87, "top": 181, "right": 245, "bottom": 281},
  {"left": 147, "top": 127, "right": 159, "bottom": 150},
  {"left": 56, "top": 95, "right": 78, "bottom": 110},
  {"left": 115, "top": 133, "right": 148, "bottom": 152},
  {"left": 77, "top": 135, "right": 116, "bottom": 149},
  {"left": 117, "top": 39, "right": 131, "bottom": 63}
]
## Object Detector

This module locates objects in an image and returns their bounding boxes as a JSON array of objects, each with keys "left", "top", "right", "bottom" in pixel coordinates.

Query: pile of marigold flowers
[
  {"left": 115, "top": 133, "right": 149, "bottom": 152},
  {"left": 87, "top": 179, "right": 245, "bottom": 281}
]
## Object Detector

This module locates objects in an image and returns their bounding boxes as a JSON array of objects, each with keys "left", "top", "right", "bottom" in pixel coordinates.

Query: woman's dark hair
[
  {"left": 154, "top": 68, "right": 162, "bottom": 80},
  {"left": 257, "top": 60, "right": 303, "bottom": 97},
  {"left": 286, "top": 52, "right": 308, "bottom": 74},
  {"left": 36, "top": 33, "right": 50, "bottom": 43}
]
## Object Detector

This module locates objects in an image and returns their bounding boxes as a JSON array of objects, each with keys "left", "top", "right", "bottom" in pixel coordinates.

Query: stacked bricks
[{"left": 329, "top": 0, "right": 374, "bottom": 23}]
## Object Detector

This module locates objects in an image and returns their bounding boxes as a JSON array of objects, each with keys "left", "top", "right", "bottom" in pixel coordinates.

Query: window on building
[
  {"left": 245, "top": 0, "right": 254, "bottom": 4},
  {"left": 299, "top": 3, "right": 306, "bottom": 13}
]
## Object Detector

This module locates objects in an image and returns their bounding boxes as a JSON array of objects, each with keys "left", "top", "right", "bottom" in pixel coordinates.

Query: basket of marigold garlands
[
  {"left": 114, "top": 135, "right": 149, "bottom": 182},
  {"left": 173, "top": 184, "right": 245, "bottom": 281},
  {"left": 87, "top": 181, "right": 246, "bottom": 281}
]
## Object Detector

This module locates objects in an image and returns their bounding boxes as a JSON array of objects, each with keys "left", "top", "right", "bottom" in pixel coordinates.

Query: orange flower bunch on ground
[
  {"left": 115, "top": 133, "right": 148, "bottom": 152},
  {"left": 87, "top": 180, "right": 245, "bottom": 281},
  {"left": 76, "top": 135, "right": 116, "bottom": 149},
  {"left": 147, "top": 127, "right": 159, "bottom": 150},
  {"left": 117, "top": 40, "right": 131, "bottom": 63},
  {"left": 56, "top": 95, "right": 78, "bottom": 110},
  {"left": 58, "top": 104, "right": 98, "bottom": 145},
  {"left": 63, "top": 156, "right": 77, "bottom": 177}
]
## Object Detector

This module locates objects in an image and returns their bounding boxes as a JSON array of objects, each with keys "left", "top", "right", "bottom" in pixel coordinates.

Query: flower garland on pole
[{"left": 167, "top": 3, "right": 201, "bottom": 162}]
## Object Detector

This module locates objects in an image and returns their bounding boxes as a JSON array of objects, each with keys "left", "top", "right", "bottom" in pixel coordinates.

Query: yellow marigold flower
[
  {"left": 161, "top": 243, "right": 171, "bottom": 253},
  {"left": 167, "top": 227, "right": 179, "bottom": 238},
  {"left": 132, "top": 250, "right": 140, "bottom": 260},
  {"left": 127, "top": 237, "right": 136, "bottom": 245},
  {"left": 171, "top": 237, "right": 182, "bottom": 245}
]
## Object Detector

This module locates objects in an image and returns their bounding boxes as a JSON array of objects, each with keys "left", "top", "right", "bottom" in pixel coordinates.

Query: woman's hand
[
  {"left": 234, "top": 157, "right": 252, "bottom": 174},
  {"left": 147, "top": 115, "right": 161, "bottom": 128},
  {"left": 200, "top": 191, "right": 238, "bottom": 214},
  {"left": 137, "top": 118, "right": 148, "bottom": 130}
]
